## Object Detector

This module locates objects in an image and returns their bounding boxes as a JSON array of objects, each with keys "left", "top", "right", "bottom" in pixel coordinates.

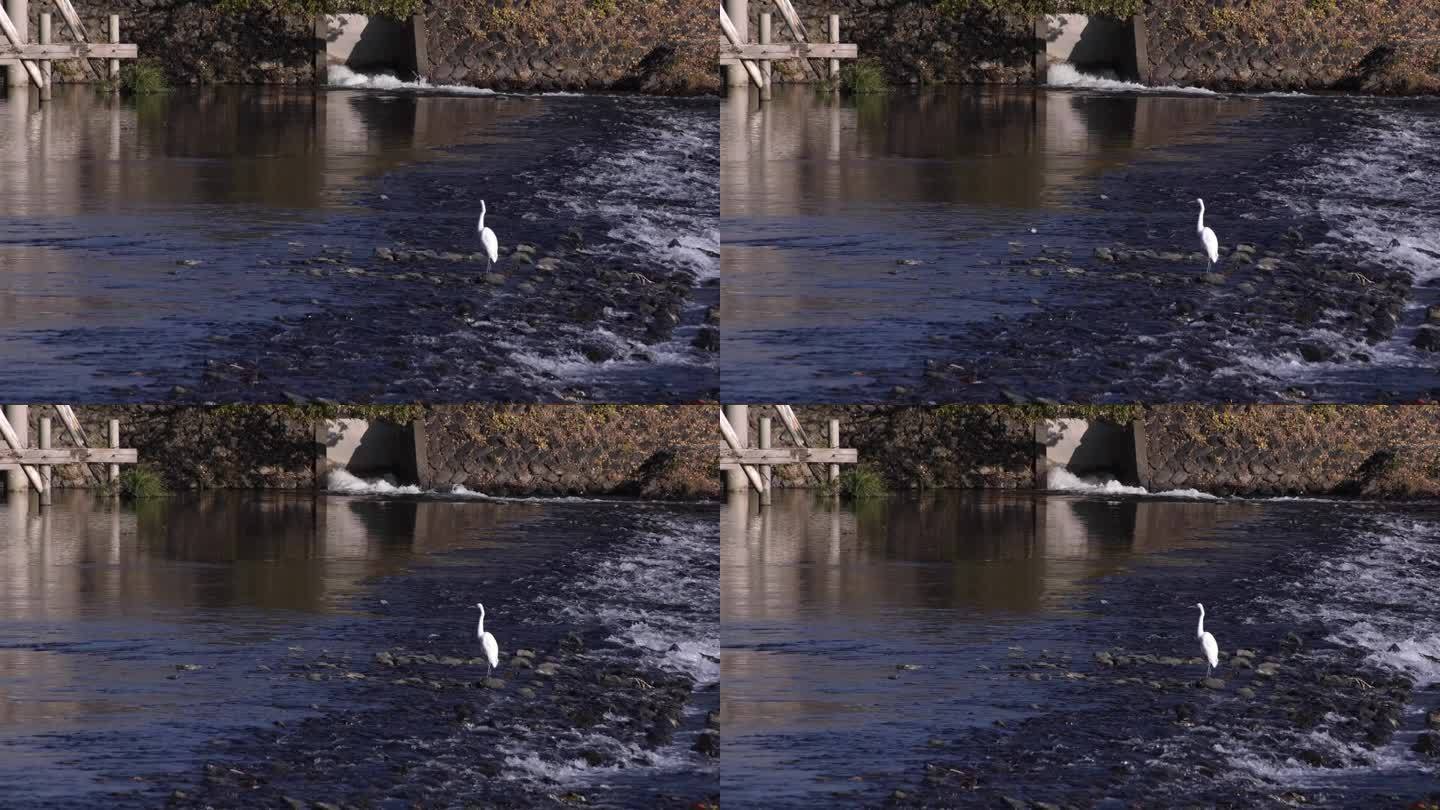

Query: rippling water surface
[
  {"left": 722, "top": 79, "right": 1440, "bottom": 402},
  {"left": 0, "top": 490, "right": 717, "bottom": 806},
  {"left": 0, "top": 84, "right": 718, "bottom": 401},
  {"left": 721, "top": 489, "right": 1440, "bottom": 806}
]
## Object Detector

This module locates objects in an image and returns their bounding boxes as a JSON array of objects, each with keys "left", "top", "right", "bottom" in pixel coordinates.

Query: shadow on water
[{"left": 720, "top": 489, "right": 1259, "bottom": 806}]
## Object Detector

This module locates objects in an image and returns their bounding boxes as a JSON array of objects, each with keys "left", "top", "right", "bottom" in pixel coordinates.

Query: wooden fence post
[
  {"left": 38, "top": 12, "right": 51, "bottom": 102},
  {"left": 108, "top": 419, "right": 120, "bottom": 485},
  {"left": 759, "top": 12, "right": 772, "bottom": 102},
  {"left": 759, "top": 416, "right": 773, "bottom": 505},
  {"left": 39, "top": 417, "right": 52, "bottom": 506},
  {"left": 107, "top": 14, "right": 119, "bottom": 82},
  {"left": 828, "top": 15, "right": 840, "bottom": 81},
  {"left": 828, "top": 419, "right": 840, "bottom": 484}
]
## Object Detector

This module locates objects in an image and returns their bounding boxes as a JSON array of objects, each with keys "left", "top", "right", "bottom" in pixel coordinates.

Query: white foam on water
[
  {"left": 1274, "top": 108, "right": 1440, "bottom": 286},
  {"left": 1292, "top": 516, "right": 1440, "bottom": 686},
  {"left": 538, "top": 102, "right": 719, "bottom": 282},
  {"left": 1046, "top": 63, "right": 1221, "bottom": 97},
  {"left": 489, "top": 325, "right": 706, "bottom": 390},
  {"left": 327, "top": 65, "right": 497, "bottom": 96},
  {"left": 1046, "top": 468, "right": 1219, "bottom": 500},
  {"left": 549, "top": 512, "right": 719, "bottom": 686},
  {"left": 327, "top": 473, "right": 678, "bottom": 505},
  {"left": 325, "top": 469, "right": 423, "bottom": 495},
  {"left": 499, "top": 732, "right": 695, "bottom": 786},
  {"left": 496, "top": 511, "right": 717, "bottom": 791}
]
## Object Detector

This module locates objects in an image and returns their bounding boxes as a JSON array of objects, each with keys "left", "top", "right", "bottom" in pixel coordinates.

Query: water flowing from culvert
[
  {"left": 0, "top": 84, "right": 718, "bottom": 402},
  {"left": 721, "top": 490, "right": 1440, "bottom": 807},
  {"left": 0, "top": 491, "right": 717, "bottom": 806},
  {"left": 722, "top": 81, "right": 1440, "bottom": 402}
]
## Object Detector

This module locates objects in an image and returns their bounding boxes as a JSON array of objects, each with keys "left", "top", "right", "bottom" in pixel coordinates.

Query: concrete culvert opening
[
  {"left": 1042, "top": 14, "right": 1141, "bottom": 81},
  {"left": 326, "top": 15, "right": 422, "bottom": 79},
  {"left": 1033, "top": 418, "right": 1141, "bottom": 489},
  {"left": 316, "top": 418, "right": 420, "bottom": 487}
]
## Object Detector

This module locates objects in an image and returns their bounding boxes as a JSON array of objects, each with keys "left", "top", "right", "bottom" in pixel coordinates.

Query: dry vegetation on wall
[
  {"left": 1145, "top": 405, "right": 1440, "bottom": 497},
  {"left": 1151, "top": 0, "right": 1440, "bottom": 93},
  {"left": 934, "top": 0, "right": 1141, "bottom": 16},
  {"left": 421, "top": 404, "right": 717, "bottom": 499},
  {"left": 428, "top": 0, "right": 714, "bottom": 93}
]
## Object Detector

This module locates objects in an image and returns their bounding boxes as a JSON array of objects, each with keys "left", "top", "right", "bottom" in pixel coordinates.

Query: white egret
[
  {"left": 476, "top": 602, "right": 500, "bottom": 676},
  {"left": 477, "top": 200, "right": 499, "bottom": 271},
  {"left": 1195, "top": 602, "right": 1219, "bottom": 677},
  {"left": 1195, "top": 198, "right": 1220, "bottom": 271}
]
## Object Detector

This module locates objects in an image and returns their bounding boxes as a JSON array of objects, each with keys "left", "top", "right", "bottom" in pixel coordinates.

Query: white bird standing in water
[
  {"left": 1195, "top": 602, "right": 1220, "bottom": 677},
  {"left": 1195, "top": 198, "right": 1220, "bottom": 271},
  {"left": 477, "top": 200, "right": 499, "bottom": 271},
  {"left": 476, "top": 602, "right": 500, "bottom": 676}
]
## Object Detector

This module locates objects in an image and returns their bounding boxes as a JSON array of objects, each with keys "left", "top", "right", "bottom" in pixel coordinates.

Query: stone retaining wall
[
  {"left": 23, "top": 0, "right": 314, "bottom": 85},
  {"left": 753, "top": 405, "right": 1440, "bottom": 497},
  {"left": 1140, "top": 405, "right": 1440, "bottom": 497},
  {"left": 14, "top": 0, "right": 715, "bottom": 93},
  {"left": 26, "top": 405, "right": 316, "bottom": 490},
  {"left": 1143, "top": 0, "right": 1440, "bottom": 94},
  {"left": 745, "top": 0, "right": 1440, "bottom": 93},
  {"left": 423, "top": 0, "right": 715, "bottom": 94},
  {"left": 418, "top": 405, "right": 716, "bottom": 499},
  {"left": 16, "top": 405, "right": 717, "bottom": 498}
]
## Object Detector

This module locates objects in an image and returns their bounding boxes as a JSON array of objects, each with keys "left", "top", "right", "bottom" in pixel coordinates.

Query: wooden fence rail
[
  {"left": 717, "top": 0, "right": 857, "bottom": 100},
  {"left": 0, "top": 407, "right": 137, "bottom": 507},
  {"left": 0, "top": 2, "right": 136, "bottom": 102},
  {"left": 719, "top": 405, "right": 858, "bottom": 505}
]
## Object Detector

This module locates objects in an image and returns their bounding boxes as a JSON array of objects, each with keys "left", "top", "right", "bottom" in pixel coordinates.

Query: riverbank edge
[
  {"left": 742, "top": 405, "right": 1440, "bottom": 498},
  {"left": 7, "top": 404, "right": 719, "bottom": 500},
  {"left": 745, "top": 0, "right": 1440, "bottom": 96}
]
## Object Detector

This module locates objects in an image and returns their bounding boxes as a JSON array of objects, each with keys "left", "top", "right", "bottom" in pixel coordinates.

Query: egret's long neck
[
  {"left": 478, "top": 606, "right": 486, "bottom": 636},
  {"left": 1197, "top": 201, "right": 1206, "bottom": 233},
  {"left": 479, "top": 200, "right": 487, "bottom": 230},
  {"left": 1196, "top": 606, "right": 1205, "bottom": 638}
]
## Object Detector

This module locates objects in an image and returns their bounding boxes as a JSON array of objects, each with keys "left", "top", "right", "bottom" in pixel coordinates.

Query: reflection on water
[
  {"left": 0, "top": 86, "right": 535, "bottom": 335},
  {"left": 720, "top": 84, "right": 1259, "bottom": 398},
  {"left": 0, "top": 489, "right": 551, "bottom": 796},
  {"left": 720, "top": 489, "right": 1256, "bottom": 806},
  {"left": 0, "top": 86, "right": 530, "bottom": 218}
]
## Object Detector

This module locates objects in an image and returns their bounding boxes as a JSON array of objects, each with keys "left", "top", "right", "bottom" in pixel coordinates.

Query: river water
[
  {"left": 721, "top": 75, "right": 1440, "bottom": 403},
  {"left": 0, "top": 81, "right": 718, "bottom": 402},
  {"left": 721, "top": 488, "right": 1440, "bottom": 807},
  {"left": 0, "top": 489, "right": 718, "bottom": 806}
]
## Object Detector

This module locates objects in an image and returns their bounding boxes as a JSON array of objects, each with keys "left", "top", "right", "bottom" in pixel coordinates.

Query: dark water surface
[
  {"left": 721, "top": 82, "right": 1440, "bottom": 402},
  {"left": 721, "top": 489, "right": 1440, "bottom": 807},
  {"left": 0, "top": 85, "right": 718, "bottom": 402},
  {"left": 0, "top": 490, "right": 717, "bottom": 806}
]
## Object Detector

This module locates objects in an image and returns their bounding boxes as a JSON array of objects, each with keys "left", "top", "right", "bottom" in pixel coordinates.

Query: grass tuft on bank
[
  {"left": 120, "top": 60, "right": 169, "bottom": 95},
  {"left": 841, "top": 59, "right": 889, "bottom": 95},
  {"left": 839, "top": 465, "right": 889, "bottom": 499},
  {"left": 118, "top": 466, "right": 170, "bottom": 500}
]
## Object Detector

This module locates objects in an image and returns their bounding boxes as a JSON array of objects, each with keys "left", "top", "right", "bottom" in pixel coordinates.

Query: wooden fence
[
  {"left": 0, "top": 406, "right": 137, "bottom": 506},
  {"left": 719, "top": 0, "right": 858, "bottom": 101},
  {"left": 0, "top": 0, "right": 137, "bottom": 102},
  {"left": 719, "top": 405, "right": 857, "bottom": 504}
]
